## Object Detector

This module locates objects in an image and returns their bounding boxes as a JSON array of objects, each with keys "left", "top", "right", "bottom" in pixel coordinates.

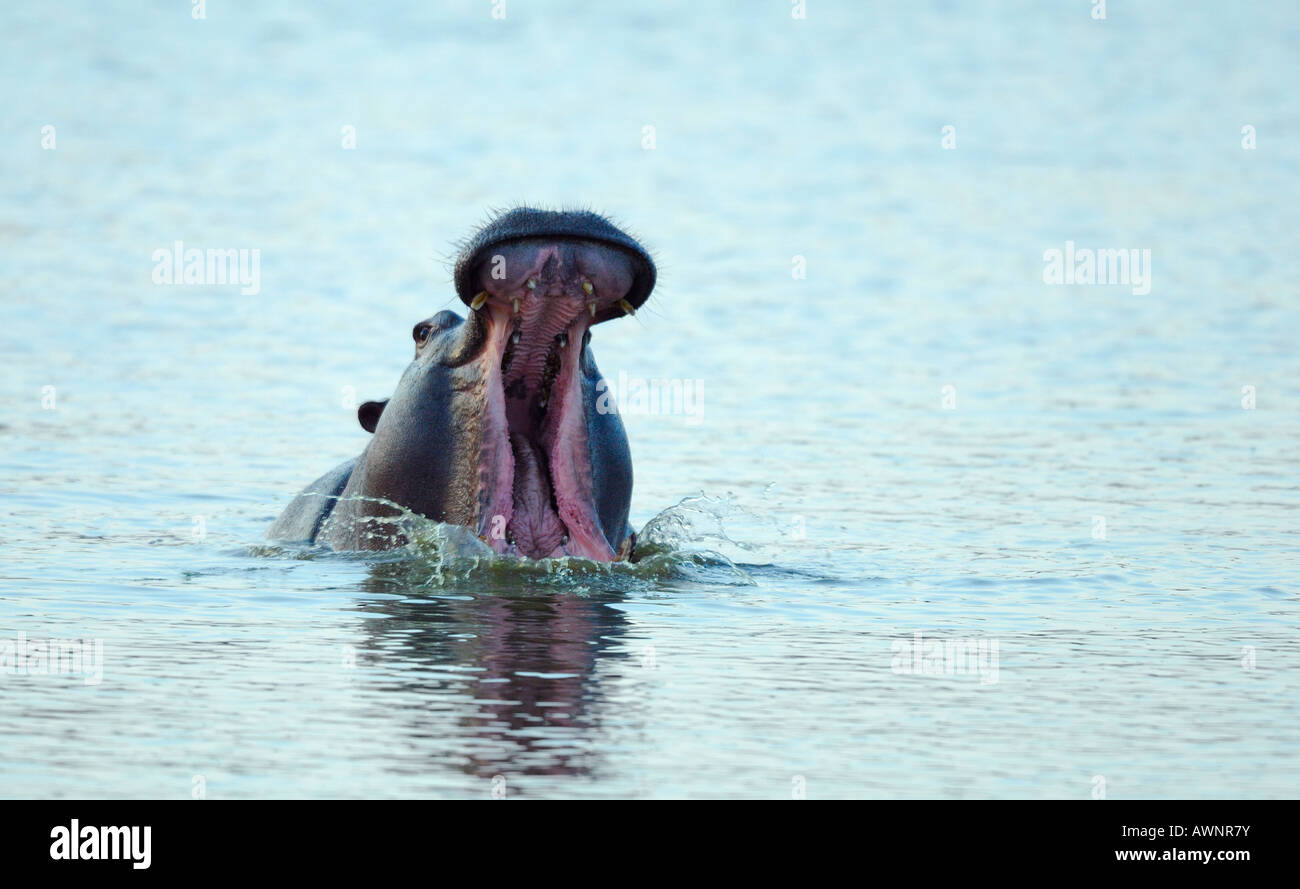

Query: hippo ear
[{"left": 358, "top": 399, "right": 388, "bottom": 433}]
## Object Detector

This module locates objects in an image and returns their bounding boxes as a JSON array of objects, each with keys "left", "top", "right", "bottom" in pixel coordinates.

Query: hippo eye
[{"left": 413, "top": 324, "right": 433, "bottom": 344}]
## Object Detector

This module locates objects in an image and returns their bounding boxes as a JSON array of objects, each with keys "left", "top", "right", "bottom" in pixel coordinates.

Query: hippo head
[{"left": 334, "top": 208, "right": 655, "bottom": 560}]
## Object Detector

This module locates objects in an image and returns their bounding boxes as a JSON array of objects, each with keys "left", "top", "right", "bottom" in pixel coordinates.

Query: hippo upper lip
[{"left": 453, "top": 208, "right": 655, "bottom": 323}]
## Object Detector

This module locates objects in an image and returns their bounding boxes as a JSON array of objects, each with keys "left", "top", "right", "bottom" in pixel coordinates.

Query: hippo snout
[{"left": 453, "top": 208, "right": 656, "bottom": 325}]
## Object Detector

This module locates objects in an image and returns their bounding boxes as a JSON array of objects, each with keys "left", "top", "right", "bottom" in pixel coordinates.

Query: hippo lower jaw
[{"left": 466, "top": 243, "right": 637, "bottom": 561}]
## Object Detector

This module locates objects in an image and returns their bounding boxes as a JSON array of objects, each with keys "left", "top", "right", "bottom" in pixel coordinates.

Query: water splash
[{"left": 254, "top": 496, "right": 759, "bottom": 591}]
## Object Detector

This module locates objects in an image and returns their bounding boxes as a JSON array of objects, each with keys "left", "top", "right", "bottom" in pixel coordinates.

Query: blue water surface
[{"left": 1, "top": 1, "right": 1298, "bottom": 798}]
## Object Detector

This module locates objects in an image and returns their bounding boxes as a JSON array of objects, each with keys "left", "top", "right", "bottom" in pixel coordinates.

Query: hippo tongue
[{"left": 509, "top": 432, "right": 567, "bottom": 557}]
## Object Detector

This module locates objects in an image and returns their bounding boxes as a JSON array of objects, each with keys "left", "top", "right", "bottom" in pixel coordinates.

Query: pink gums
[{"left": 469, "top": 242, "right": 630, "bottom": 561}]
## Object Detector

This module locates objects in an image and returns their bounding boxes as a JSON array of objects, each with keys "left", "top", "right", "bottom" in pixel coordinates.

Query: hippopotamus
[{"left": 268, "top": 208, "right": 655, "bottom": 561}]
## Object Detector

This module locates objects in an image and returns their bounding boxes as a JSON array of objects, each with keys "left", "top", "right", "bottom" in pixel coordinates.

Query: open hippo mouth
[
  {"left": 453, "top": 210, "right": 655, "bottom": 560},
  {"left": 267, "top": 208, "right": 654, "bottom": 560}
]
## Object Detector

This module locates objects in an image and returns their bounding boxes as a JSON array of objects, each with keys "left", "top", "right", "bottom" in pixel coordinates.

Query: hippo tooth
[
  {"left": 470, "top": 291, "right": 489, "bottom": 310},
  {"left": 557, "top": 332, "right": 568, "bottom": 347},
  {"left": 582, "top": 282, "right": 593, "bottom": 295},
  {"left": 619, "top": 298, "right": 635, "bottom": 316},
  {"left": 527, "top": 278, "right": 537, "bottom": 290},
  {"left": 511, "top": 331, "right": 521, "bottom": 343},
  {"left": 513, "top": 298, "right": 520, "bottom": 314},
  {"left": 588, "top": 301, "right": 597, "bottom": 317}
]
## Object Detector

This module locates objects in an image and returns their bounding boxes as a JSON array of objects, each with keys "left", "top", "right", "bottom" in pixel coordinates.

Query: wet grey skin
[{"left": 268, "top": 208, "right": 656, "bottom": 561}]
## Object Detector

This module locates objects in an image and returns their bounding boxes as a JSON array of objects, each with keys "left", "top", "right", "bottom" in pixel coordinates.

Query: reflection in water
[{"left": 354, "top": 563, "right": 631, "bottom": 790}]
